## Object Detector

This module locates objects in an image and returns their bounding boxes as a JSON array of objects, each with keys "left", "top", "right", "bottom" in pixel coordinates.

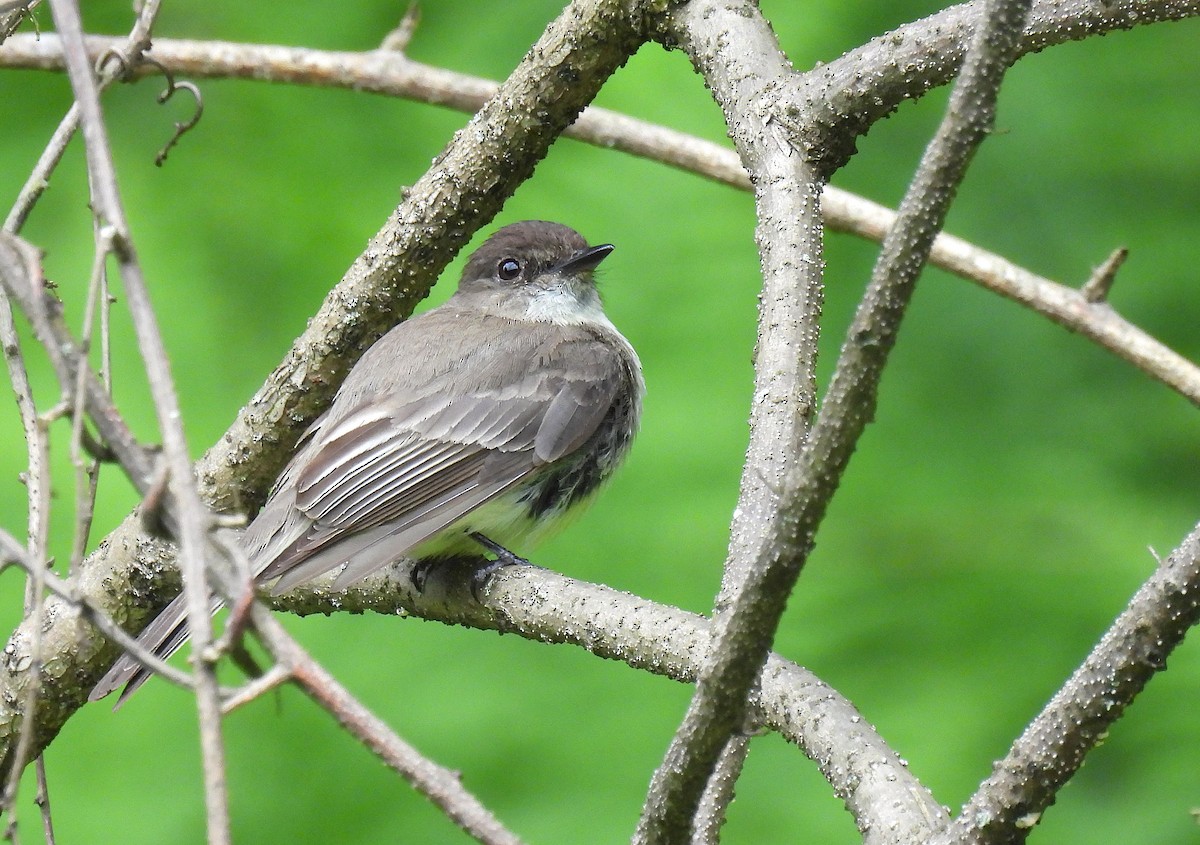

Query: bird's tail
[{"left": 88, "top": 593, "right": 218, "bottom": 708}]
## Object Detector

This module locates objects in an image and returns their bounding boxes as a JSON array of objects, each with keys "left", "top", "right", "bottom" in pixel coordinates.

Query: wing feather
[{"left": 253, "top": 316, "right": 633, "bottom": 589}]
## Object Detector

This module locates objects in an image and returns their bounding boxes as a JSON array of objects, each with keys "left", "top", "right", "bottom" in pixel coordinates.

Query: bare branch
[
  {"left": 3, "top": 34, "right": 1198, "bottom": 406},
  {"left": 0, "top": 211, "right": 52, "bottom": 837},
  {"left": 272, "top": 624, "right": 527, "bottom": 845},
  {"left": 931, "top": 521, "right": 1200, "bottom": 845},
  {"left": 44, "top": 0, "right": 229, "bottom": 839},
  {"left": 278, "top": 559, "right": 945, "bottom": 838},
  {"left": 794, "top": 0, "right": 1200, "bottom": 170},
  {"left": 823, "top": 196, "right": 1200, "bottom": 406},
  {"left": 32, "top": 757, "right": 53, "bottom": 845},
  {"left": 637, "top": 0, "right": 1034, "bottom": 840},
  {"left": 636, "top": 1, "right": 827, "bottom": 840}
]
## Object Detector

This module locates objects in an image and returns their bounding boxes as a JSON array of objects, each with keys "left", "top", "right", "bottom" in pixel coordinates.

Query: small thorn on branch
[
  {"left": 380, "top": 3, "right": 421, "bottom": 52},
  {"left": 1081, "top": 246, "right": 1128, "bottom": 303}
]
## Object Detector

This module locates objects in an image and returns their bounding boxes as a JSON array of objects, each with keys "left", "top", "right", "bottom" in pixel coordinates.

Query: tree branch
[
  {"left": 636, "top": 1, "right": 828, "bottom": 841},
  {"left": 3, "top": 29, "right": 1198, "bottom": 406},
  {"left": 793, "top": 0, "right": 1200, "bottom": 170},
  {"left": 45, "top": 0, "right": 230, "bottom": 838},
  {"left": 276, "top": 556, "right": 936, "bottom": 833},
  {"left": 931, "top": 521, "right": 1200, "bottom": 845}
]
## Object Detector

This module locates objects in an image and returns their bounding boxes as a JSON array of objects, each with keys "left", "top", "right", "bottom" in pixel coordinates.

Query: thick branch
[
  {"left": 276, "top": 557, "right": 937, "bottom": 829},
  {"left": 792, "top": 0, "right": 1200, "bottom": 171},
  {"left": 637, "top": 0, "right": 1033, "bottom": 841},
  {"left": 636, "top": 0, "right": 829, "bottom": 842}
]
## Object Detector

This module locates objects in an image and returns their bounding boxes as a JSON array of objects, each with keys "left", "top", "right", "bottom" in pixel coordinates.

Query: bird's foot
[{"left": 468, "top": 532, "right": 534, "bottom": 599}]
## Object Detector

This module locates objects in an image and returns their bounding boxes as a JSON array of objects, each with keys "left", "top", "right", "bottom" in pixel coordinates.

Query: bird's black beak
[{"left": 556, "top": 243, "right": 614, "bottom": 274}]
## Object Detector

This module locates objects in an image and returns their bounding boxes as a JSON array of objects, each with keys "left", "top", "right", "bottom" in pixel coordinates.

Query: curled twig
[{"left": 141, "top": 56, "right": 203, "bottom": 166}]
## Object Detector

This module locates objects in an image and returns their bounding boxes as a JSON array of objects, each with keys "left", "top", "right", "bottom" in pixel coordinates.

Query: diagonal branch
[
  {"left": 931, "top": 521, "right": 1200, "bottom": 845},
  {"left": 637, "top": 0, "right": 1035, "bottom": 841}
]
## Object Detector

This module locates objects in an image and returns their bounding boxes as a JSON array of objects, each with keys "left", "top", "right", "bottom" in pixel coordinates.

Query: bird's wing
[{"left": 253, "top": 321, "right": 629, "bottom": 590}]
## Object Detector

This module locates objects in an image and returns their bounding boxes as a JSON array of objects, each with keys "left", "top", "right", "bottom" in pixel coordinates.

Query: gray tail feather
[
  {"left": 89, "top": 593, "right": 216, "bottom": 709},
  {"left": 90, "top": 493, "right": 304, "bottom": 707}
]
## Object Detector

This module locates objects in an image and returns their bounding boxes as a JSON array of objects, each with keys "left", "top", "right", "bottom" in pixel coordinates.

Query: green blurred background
[{"left": 1, "top": 1, "right": 1198, "bottom": 842}]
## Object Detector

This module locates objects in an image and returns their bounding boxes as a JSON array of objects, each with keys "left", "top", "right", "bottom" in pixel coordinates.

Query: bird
[{"left": 91, "top": 220, "right": 644, "bottom": 705}]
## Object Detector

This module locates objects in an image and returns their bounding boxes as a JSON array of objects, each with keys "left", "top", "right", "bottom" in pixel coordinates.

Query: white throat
[{"left": 523, "top": 284, "right": 613, "bottom": 328}]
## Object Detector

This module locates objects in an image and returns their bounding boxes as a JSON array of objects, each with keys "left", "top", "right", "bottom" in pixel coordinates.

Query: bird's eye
[{"left": 497, "top": 258, "right": 522, "bottom": 281}]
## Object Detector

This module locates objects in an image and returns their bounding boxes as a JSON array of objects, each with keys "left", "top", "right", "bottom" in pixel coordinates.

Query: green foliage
[{"left": 1, "top": 2, "right": 1198, "bottom": 843}]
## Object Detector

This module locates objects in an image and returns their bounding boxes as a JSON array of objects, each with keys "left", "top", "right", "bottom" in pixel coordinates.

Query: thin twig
[
  {"left": 1, "top": 0, "right": 162, "bottom": 233},
  {"left": 67, "top": 227, "right": 109, "bottom": 575},
  {"left": 218, "top": 665, "right": 291, "bottom": 715},
  {"left": 199, "top": 532, "right": 529, "bottom": 845},
  {"left": 380, "top": 2, "right": 420, "bottom": 52},
  {"left": 276, "top": 625, "right": 527, "bottom": 845},
  {"left": 821, "top": 195, "right": 1200, "bottom": 405},
  {"left": 0, "top": 235, "right": 159, "bottom": 499},
  {"left": 44, "top": 1, "right": 231, "bottom": 841},
  {"left": 0, "top": 223, "right": 50, "bottom": 836},
  {"left": 33, "top": 758, "right": 52, "bottom": 845}
]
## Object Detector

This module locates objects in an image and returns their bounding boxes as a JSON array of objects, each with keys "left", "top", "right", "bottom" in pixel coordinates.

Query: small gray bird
[{"left": 92, "top": 221, "right": 644, "bottom": 704}]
